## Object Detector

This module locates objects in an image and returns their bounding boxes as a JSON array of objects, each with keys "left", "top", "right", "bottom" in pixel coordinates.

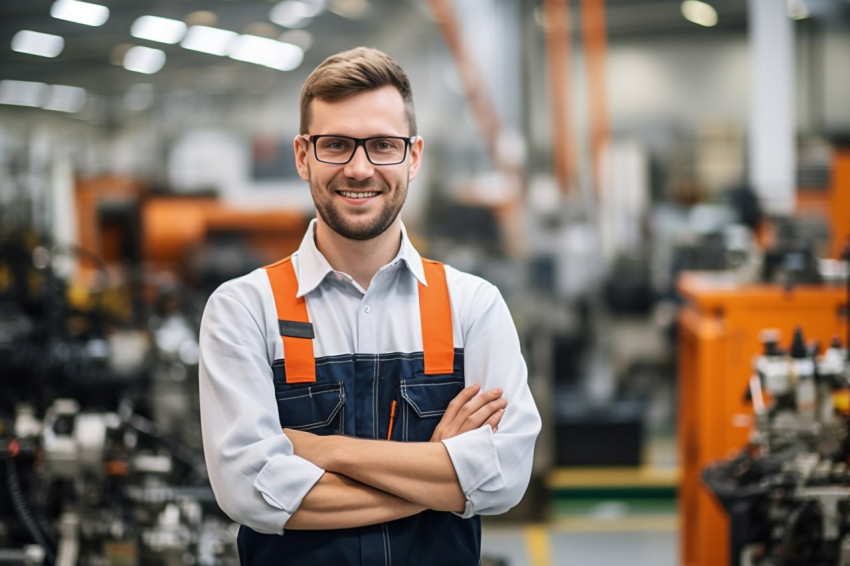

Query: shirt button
[{"left": 363, "top": 305, "right": 372, "bottom": 313}]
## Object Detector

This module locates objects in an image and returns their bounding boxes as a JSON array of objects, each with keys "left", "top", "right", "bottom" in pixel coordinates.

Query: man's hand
[{"left": 430, "top": 383, "right": 507, "bottom": 442}]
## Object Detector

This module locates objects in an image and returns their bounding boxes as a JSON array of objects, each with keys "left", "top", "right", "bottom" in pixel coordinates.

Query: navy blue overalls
[{"left": 237, "top": 256, "right": 482, "bottom": 565}]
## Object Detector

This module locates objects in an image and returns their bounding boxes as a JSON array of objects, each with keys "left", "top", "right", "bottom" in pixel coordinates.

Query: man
[{"left": 199, "top": 47, "right": 541, "bottom": 565}]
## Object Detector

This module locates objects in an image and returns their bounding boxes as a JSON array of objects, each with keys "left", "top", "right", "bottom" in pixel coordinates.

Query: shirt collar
[{"left": 292, "top": 219, "right": 427, "bottom": 297}]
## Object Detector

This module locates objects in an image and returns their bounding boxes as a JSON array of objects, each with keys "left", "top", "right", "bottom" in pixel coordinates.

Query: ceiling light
[
  {"left": 181, "top": 25, "right": 237, "bottom": 56},
  {"left": 229, "top": 35, "right": 304, "bottom": 71},
  {"left": 270, "top": 1, "right": 313, "bottom": 28},
  {"left": 123, "top": 46, "right": 167, "bottom": 74},
  {"left": 50, "top": 0, "right": 110, "bottom": 27},
  {"left": 787, "top": 0, "right": 810, "bottom": 19},
  {"left": 11, "top": 30, "right": 65, "bottom": 58},
  {"left": 0, "top": 80, "right": 48, "bottom": 108},
  {"left": 43, "top": 84, "right": 87, "bottom": 113},
  {"left": 131, "top": 15, "right": 187, "bottom": 44},
  {"left": 681, "top": 0, "right": 718, "bottom": 27}
]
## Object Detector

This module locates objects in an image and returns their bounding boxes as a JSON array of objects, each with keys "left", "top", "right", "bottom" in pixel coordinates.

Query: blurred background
[{"left": 1, "top": 0, "right": 849, "bottom": 565}]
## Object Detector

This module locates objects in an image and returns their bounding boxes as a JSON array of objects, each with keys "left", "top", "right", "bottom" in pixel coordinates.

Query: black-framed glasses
[{"left": 305, "top": 134, "right": 417, "bottom": 165}]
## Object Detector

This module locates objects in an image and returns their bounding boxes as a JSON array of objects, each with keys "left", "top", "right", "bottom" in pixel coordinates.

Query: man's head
[
  {"left": 299, "top": 47, "right": 417, "bottom": 137},
  {"left": 294, "top": 47, "right": 423, "bottom": 243}
]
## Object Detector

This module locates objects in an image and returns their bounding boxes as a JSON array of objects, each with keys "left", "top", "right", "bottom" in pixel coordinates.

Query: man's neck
[{"left": 314, "top": 221, "right": 403, "bottom": 290}]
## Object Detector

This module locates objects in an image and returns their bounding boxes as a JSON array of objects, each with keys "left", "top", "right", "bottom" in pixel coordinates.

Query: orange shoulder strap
[
  {"left": 265, "top": 256, "right": 453, "bottom": 380},
  {"left": 264, "top": 257, "right": 316, "bottom": 383},
  {"left": 419, "top": 259, "right": 455, "bottom": 375}
]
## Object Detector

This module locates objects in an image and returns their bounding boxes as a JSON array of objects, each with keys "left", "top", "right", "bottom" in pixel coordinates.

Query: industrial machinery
[
  {"left": 703, "top": 327, "right": 850, "bottom": 566},
  {"left": 0, "top": 230, "right": 238, "bottom": 565}
]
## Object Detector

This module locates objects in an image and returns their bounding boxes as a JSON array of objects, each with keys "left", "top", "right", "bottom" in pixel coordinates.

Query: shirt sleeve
[
  {"left": 199, "top": 280, "right": 324, "bottom": 534},
  {"left": 441, "top": 277, "right": 542, "bottom": 517}
]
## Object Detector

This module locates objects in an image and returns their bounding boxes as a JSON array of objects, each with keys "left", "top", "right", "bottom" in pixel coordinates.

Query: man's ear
[
  {"left": 294, "top": 135, "right": 310, "bottom": 182},
  {"left": 408, "top": 136, "right": 424, "bottom": 182}
]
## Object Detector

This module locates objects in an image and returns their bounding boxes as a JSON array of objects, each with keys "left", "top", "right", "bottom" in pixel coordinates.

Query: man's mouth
[{"left": 338, "top": 191, "right": 379, "bottom": 199}]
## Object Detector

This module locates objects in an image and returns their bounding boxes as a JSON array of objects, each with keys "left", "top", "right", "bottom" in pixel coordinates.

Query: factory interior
[{"left": 1, "top": 0, "right": 850, "bottom": 564}]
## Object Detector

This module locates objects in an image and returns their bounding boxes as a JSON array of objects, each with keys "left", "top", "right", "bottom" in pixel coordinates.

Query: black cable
[{"left": 3, "top": 448, "right": 56, "bottom": 564}]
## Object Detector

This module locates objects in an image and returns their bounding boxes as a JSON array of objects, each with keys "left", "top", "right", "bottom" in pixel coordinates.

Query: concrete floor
[
  {"left": 479, "top": 429, "right": 680, "bottom": 566},
  {"left": 482, "top": 522, "right": 677, "bottom": 566}
]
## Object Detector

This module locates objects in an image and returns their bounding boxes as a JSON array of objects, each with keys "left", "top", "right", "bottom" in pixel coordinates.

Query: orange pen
[{"left": 387, "top": 400, "right": 397, "bottom": 441}]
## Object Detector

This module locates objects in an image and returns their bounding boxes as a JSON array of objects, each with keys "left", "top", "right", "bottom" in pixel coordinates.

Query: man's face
[{"left": 294, "top": 85, "right": 422, "bottom": 241}]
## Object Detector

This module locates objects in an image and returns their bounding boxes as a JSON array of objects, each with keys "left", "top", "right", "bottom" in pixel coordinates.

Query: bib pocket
[
  {"left": 399, "top": 376, "right": 464, "bottom": 441},
  {"left": 275, "top": 381, "right": 345, "bottom": 435}
]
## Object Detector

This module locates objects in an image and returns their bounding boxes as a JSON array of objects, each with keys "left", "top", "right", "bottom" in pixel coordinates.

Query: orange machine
[
  {"left": 75, "top": 176, "right": 310, "bottom": 279},
  {"left": 140, "top": 196, "right": 309, "bottom": 271},
  {"left": 677, "top": 272, "right": 847, "bottom": 566}
]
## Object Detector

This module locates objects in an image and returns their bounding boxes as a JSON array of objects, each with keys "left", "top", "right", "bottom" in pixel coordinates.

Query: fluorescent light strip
[
  {"left": 0, "top": 80, "right": 88, "bottom": 113},
  {"left": 123, "top": 46, "right": 167, "bottom": 74},
  {"left": 131, "top": 15, "right": 187, "bottom": 45},
  {"left": 0, "top": 80, "right": 47, "bottom": 107},
  {"left": 43, "top": 84, "right": 87, "bottom": 113},
  {"left": 229, "top": 35, "right": 303, "bottom": 71},
  {"left": 681, "top": 0, "right": 718, "bottom": 27},
  {"left": 50, "top": 0, "right": 110, "bottom": 27},
  {"left": 788, "top": 0, "right": 810, "bottom": 20},
  {"left": 11, "top": 30, "right": 65, "bottom": 58},
  {"left": 181, "top": 25, "right": 237, "bottom": 56}
]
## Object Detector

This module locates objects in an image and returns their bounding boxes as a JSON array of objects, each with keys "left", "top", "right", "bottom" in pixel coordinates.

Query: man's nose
[{"left": 343, "top": 144, "right": 374, "bottom": 179}]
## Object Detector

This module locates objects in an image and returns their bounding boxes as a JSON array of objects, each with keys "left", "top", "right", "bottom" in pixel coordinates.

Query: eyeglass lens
[{"left": 313, "top": 136, "right": 408, "bottom": 165}]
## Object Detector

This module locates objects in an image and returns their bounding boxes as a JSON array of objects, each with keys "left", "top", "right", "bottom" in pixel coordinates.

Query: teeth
[{"left": 339, "top": 191, "right": 378, "bottom": 199}]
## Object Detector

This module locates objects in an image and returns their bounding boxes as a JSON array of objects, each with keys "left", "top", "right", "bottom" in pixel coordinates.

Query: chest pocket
[
  {"left": 274, "top": 380, "right": 345, "bottom": 435},
  {"left": 399, "top": 374, "right": 464, "bottom": 441}
]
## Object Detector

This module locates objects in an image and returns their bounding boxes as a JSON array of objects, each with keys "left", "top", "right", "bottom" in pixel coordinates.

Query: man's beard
[{"left": 310, "top": 175, "right": 407, "bottom": 241}]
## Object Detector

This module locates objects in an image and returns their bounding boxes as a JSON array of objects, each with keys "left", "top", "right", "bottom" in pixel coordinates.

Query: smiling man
[{"left": 198, "top": 47, "right": 541, "bottom": 566}]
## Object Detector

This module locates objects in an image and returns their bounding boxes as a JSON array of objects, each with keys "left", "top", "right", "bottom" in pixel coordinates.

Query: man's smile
[{"left": 338, "top": 190, "right": 380, "bottom": 199}]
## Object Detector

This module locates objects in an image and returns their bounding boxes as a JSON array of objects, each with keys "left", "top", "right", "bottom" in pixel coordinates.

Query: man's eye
[
  {"left": 322, "top": 139, "right": 351, "bottom": 151},
  {"left": 370, "top": 139, "right": 397, "bottom": 152}
]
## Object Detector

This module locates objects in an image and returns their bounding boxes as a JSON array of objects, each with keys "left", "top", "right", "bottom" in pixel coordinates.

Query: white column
[{"left": 748, "top": 0, "right": 795, "bottom": 216}]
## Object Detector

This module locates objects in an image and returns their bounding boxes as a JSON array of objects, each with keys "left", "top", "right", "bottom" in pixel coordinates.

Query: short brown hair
[{"left": 299, "top": 47, "right": 417, "bottom": 136}]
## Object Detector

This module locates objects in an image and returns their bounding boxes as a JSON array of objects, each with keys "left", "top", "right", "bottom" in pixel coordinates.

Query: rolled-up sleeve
[
  {"left": 441, "top": 278, "right": 541, "bottom": 517},
  {"left": 199, "top": 280, "right": 324, "bottom": 534}
]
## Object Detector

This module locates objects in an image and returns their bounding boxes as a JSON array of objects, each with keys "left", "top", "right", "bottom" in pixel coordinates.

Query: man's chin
[{"left": 324, "top": 218, "right": 386, "bottom": 241}]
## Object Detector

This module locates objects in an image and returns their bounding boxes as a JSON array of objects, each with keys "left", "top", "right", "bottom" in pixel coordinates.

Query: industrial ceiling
[{"left": 0, "top": 0, "right": 846, "bottom": 118}]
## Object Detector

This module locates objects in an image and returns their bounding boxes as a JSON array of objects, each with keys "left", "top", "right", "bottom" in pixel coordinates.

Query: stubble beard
[{"left": 310, "top": 172, "right": 407, "bottom": 241}]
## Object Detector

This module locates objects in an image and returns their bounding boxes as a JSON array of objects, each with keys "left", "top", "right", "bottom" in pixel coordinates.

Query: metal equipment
[
  {"left": 0, "top": 230, "right": 238, "bottom": 565},
  {"left": 703, "top": 327, "right": 850, "bottom": 566}
]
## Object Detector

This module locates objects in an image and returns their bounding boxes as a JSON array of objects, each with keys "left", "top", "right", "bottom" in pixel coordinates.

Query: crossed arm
[{"left": 284, "top": 383, "right": 507, "bottom": 530}]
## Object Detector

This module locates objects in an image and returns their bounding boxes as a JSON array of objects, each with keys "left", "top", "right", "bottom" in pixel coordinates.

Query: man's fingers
[
  {"left": 441, "top": 383, "right": 481, "bottom": 424},
  {"left": 431, "top": 384, "right": 480, "bottom": 442},
  {"left": 485, "top": 408, "right": 505, "bottom": 432},
  {"left": 431, "top": 385, "right": 508, "bottom": 441},
  {"left": 465, "top": 397, "right": 507, "bottom": 431},
  {"left": 454, "top": 387, "right": 503, "bottom": 422}
]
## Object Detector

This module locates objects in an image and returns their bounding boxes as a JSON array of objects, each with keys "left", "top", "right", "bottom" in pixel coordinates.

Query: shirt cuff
[
  {"left": 442, "top": 425, "right": 503, "bottom": 518},
  {"left": 253, "top": 454, "right": 325, "bottom": 515}
]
